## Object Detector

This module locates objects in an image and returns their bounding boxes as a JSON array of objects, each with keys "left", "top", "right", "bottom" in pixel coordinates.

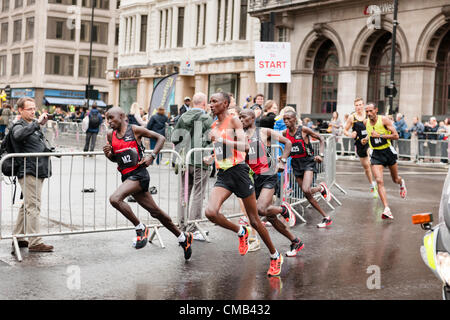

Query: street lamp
[{"left": 387, "top": 0, "right": 399, "bottom": 115}]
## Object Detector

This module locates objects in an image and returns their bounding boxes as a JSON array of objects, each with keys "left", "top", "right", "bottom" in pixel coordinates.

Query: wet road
[{"left": 0, "top": 161, "right": 447, "bottom": 300}]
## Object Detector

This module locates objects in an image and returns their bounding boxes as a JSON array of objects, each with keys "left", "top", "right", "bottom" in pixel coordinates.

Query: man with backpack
[
  {"left": 172, "top": 92, "right": 213, "bottom": 240},
  {"left": 8, "top": 97, "right": 53, "bottom": 253},
  {"left": 84, "top": 103, "right": 103, "bottom": 152}
]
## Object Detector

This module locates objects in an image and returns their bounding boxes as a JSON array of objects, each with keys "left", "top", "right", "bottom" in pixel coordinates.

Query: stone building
[
  {"left": 248, "top": 0, "right": 450, "bottom": 122},
  {"left": 107, "top": 0, "right": 261, "bottom": 114}
]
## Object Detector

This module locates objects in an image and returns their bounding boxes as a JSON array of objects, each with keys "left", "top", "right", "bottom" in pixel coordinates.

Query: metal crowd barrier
[
  {"left": 280, "top": 135, "right": 345, "bottom": 223},
  {"left": 43, "top": 121, "right": 109, "bottom": 151},
  {"left": 336, "top": 133, "right": 449, "bottom": 163},
  {"left": 0, "top": 149, "right": 182, "bottom": 262}
]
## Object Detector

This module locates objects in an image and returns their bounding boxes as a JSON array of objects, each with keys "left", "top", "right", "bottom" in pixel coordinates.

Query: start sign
[{"left": 255, "top": 41, "right": 291, "bottom": 83}]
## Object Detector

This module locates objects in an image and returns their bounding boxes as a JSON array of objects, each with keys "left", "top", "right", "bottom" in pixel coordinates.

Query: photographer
[{"left": 11, "top": 97, "right": 53, "bottom": 253}]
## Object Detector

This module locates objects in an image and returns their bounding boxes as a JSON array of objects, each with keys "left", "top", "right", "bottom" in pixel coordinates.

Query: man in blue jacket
[
  {"left": 84, "top": 103, "right": 103, "bottom": 152},
  {"left": 394, "top": 113, "right": 411, "bottom": 160}
]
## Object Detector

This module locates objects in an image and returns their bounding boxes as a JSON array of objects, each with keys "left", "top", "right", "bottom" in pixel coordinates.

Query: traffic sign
[{"left": 255, "top": 41, "right": 291, "bottom": 83}]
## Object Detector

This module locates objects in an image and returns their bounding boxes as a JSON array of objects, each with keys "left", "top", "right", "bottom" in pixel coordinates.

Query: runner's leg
[
  {"left": 109, "top": 179, "right": 145, "bottom": 226},
  {"left": 204, "top": 187, "right": 239, "bottom": 233},
  {"left": 297, "top": 171, "right": 327, "bottom": 218},
  {"left": 372, "top": 165, "right": 388, "bottom": 208}
]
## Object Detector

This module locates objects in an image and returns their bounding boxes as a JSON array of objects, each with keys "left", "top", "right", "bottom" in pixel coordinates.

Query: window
[
  {"left": 113, "top": 57, "right": 118, "bottom": 69},
  {"left": 140, "top": 15, "right": 147, "bottom": 52},
  {"left": 159, "top": 8, "right": 172, "bottom": 49},
  {"left": 27, "top": 0, "right": 35, "bottom": 5},
  {"left": 434, "top": 30, "right": 450, "bottom": 115},
  {"left": 367, "top": 32, "right": 401, "bottom": 115},
  {"left": 195, "top": 3, "right": 207, "bottom": 46},
  {"left": 208, "top": 74, "right": 239, "bottom": 101},
  {"left": 0, "top": 55, "right": 6, "bottom": 76},
  {"left": 2, "top": 0, "right": 9, "bottom": 12},
  {"left": 116, "top": 0, "right": 120, "bottom": 9},
  {"left": 48, "top": 0, "right": 77, "bottom": 4},
  {"left": 80, "top": 21, "right": 108, "bottom": 44},
  {"left": 11, "top": 53, "right": 20, "bottom": 75},
  {"left": 24, "top": 52, "right": 32, "bottom": 74},
  {"left": 216, "top": 0, "right": 221, "bottom": 42},
  {"left": 278, "top": 27, "right": 289, "bottom": 42},
  {"left": 177, "top": 8, "right": 184, "bottom": 48},
  {"left": 0, "top": 22, "right": 7, "bottom": 44},
  {"left": 115, "top": 24, "right": 119, "bottom": 46},
  {"left": 312, "top": 40, "right": 339, "bottom": 114},
  {"left": 14, "top": 0, "right": 22, "bottom": 9},
  {"left": 82, "top": 0, "right": 109, "bottom": 10},
  {"left": 47, "top": 17, "right": 75, "bottom": 41},
  {"left": 239, "top": 0, "right": 247, "bottom": 40},
  {"left": 25, "top": 17, "right": 34, "bottom": 40},
  {"left": 13, "top": 19, "right": 21, "bottom": 42},
  {"left": 78, "top": 55, "right": 106, "bottom": 78},
  {"left": 45, "top": 53, "right": 74, "bottom": 76}
]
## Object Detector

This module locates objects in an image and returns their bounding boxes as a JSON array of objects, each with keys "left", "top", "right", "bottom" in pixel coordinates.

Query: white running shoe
[
  {"left": 248, "top": 238, "right": 261, "bottom": 252},
  {"left": 193, "top": 230, "right": 209, "bottom": 241},
  {"left": 400, "top": 179, "right": 407, "bottom": 199},
  {"left": 319, "top": 182, "right": 332, "bottom": 202},
  {"left": 382, "top": 207, "right": 394, "bottom": 220},
  {"left": 317, "top": 216, "right": 333, "bottom": 228},
  {"left": 281, "top": 202, "right": 296, "bottom": 227}
]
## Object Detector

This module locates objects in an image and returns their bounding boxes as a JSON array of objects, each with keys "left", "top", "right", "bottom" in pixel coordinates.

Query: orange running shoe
[
  {"left": 238, "top": 226, "right": 251, "bottom": 256},
  {"left": 267, "top": 253, "right": 283, "bottom": 277}
]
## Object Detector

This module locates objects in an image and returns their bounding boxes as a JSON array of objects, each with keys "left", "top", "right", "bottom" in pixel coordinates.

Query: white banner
[{"left": 255, "top": 41, "right": 291, "bottom": 83}]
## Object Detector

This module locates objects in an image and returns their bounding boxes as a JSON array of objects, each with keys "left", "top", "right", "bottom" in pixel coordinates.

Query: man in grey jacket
[
  {"left": 172, "top": 92, "right": 213, "bottom": 240},
  {"left": 11, "top": 97, "right": 53, "bottom": 253}
]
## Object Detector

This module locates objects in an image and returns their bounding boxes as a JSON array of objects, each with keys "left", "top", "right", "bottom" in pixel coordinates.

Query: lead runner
[
  {"left": 204, "top": 92, "right": 283, "bottom": 277},
  {"left": 103, "top": 107, "right": 193, "bottom": 259}
]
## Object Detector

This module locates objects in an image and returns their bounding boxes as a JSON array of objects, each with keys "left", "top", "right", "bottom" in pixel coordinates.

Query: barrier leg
[
  {"left": 333, "top": 183, "right": 347, "bottom": 195},
  {"left": 149, "top": 226, "right": 165, "bottom": 249},
  {"left": 12, "top": 236, "right": 23, "bottom": 262},
  {"left": 194, "top": 222, "right": 211, "bottom": 243},
  {"left": 291, "top": 205, "right": 307, "bottom": 224},
  {"left": 330, "top": 193, "right": 342, "bottom": 207}
]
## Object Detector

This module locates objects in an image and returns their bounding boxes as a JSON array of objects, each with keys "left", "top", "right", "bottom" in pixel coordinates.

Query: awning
[
  {"left": 44, "top": 97, "right": 85, "bottom": 106},
  {"left": 43, "top": 97, "right": 107, "bottom": 107}
]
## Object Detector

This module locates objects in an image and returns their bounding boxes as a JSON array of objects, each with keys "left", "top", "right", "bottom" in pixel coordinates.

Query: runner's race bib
[
  {"left": 370, "top": 136, "right": 388, "bottom": 148},
  {"left": 116, "top": 148, "right": 140, "bottom": 170}
]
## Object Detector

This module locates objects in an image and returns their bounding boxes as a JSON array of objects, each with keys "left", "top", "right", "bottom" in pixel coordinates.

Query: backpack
[
  {"left": 88, "top": 112, "right": 101, "bottom": 129},
  {"left": 0, "top": 123, "right": 21, "bottom": 177}
]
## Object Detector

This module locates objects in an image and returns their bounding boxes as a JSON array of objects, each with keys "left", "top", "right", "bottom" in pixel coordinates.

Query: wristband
[{"left": 150, "top": 151, "right": 157, "bottom": 158}]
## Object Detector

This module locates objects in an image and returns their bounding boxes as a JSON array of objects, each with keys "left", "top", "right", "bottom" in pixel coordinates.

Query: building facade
[
  {"left": 248, "top": 0, "right": 450, "bottom": 122},
  {"left": 0, "top": 0, "right": 119, "bottom": 109},
  {"left": 107, "top": 0, "right": 261, "bottom": 114}
]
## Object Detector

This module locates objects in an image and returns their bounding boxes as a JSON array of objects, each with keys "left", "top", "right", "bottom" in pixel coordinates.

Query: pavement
[{"left": 0, "top": 160, "right": 447, "bottom": 300}]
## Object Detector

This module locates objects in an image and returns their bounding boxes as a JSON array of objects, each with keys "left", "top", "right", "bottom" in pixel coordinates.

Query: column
[
  {"left": 135, "top": 14, "right": 141, "bottom": 53},
  {"left": 232, "top": 0, "right": 240, "bottom": 41},
  {"left": 161, "top": 9, "right": 166, "bottom": 48},
  {"left": 239, "top": 71, "right": 257, "bottom": 107},
  {"left": 125, "top": 17, "right": 131, "bottom": 53},
  {"left": 225, "top": 0, "right": 233, "bottom": 41},
  {"left": 288, "top": 71, "right": 313, "bottom": 114},
  {"left": 399, "top": 63, "right": 436, "bottom": 125},
  {"left": 219, "top": 0, "right": 225, "bottom": 42},
  {"left": 336, "top": 67, "right": 369, "bottom": 117}
]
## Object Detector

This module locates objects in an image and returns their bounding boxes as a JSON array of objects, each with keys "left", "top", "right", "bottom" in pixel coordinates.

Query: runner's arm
[
  {"left": 103, "top": 130, "right": 116, "bottom": 162},
  {"left": 132, "top": 125, "right": 165, "bottom": 156},
  {"left": 379, "top": 116, "right": 399, "bottom": 141},
  {"left": 343, "top": 115, "right": 355, "bottom": 138},
  {"left": 361, "top": 119, "right": 369, "bottom": 145},
  {"left": 211, "top": 117, "right": 249, "bottom": 153},
  {"left": 264, "top": 128, "right": 292, "bottom": 161},
  {"left": 303, "top": 126, "right": 324, "bottom": 156}
]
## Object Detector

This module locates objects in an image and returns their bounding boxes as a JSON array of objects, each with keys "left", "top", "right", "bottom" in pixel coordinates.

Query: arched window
[
  {"left": 312, "top": 40, "right": 339, "bottom": 114},
  {"left": 434, "top": 29, "right": 450, "bottom": 115},
  {"left": 367, "top": 32, "right": 401, "bottom": 115}
]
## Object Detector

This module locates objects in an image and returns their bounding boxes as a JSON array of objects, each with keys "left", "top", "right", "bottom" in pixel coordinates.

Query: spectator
[
  {"left": 179, "top": 97, "right": 191, "bottom": 116},
  {"left": 260, "top": 100, "right": 278, "bottom": 129},
  {"left": 303, "top": 117, "right": 314, "bottom": 130},
  {"left": 52, "top": 106, "right": 65, "bottom": 122},
  {"left": 274, "top": 106, "right": 297, "bottom": 132},
  {"left": 83, "top": 103, "right": 103, "bottom": 152},
  {"left": 10, "top": 97, "right": 53, "bottom": 253},
  {"left": 128, "top": 102, "right": 146, "bottom": 126},
  {"left": 342, "top": 114, "right": 352, "bottom": 156},
  {"left": 394, "top": 113, "right": 411, "bottom": 160},
  {"left": 0, "top": 103, "right": 12, "bottom": 140},
  {"left": 329, "top": 111, "right": 343, "bottom": 153},
  {"left": 438, "top": 119, "right": 449, "bottom": 163},
  {"left": 227, "top": 105, "right": 242, "bottom": 117},
  {"left": 409, "top": 116, "right": 426, "bottom": 161},
  {"left": 147, "top": 106, "right": 168, "bottom": 164},
  {"left": 171, "top": 92, "right": 213, "bottom": 239},
  {"left": 251, "top": 93, "right": 264, "bottom": 127},
  {"left": 424, "top": 117, "right": 439, "bottom": 161}
]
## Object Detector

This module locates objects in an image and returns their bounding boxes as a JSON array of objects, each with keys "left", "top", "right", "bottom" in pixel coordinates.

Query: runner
[
  {"left": 361, "top": 103, "right": 407, "bottom": 220},
  {"left": 343, "top": 98, "right": 378, "bottom": 197},
  {"left": 103, "top": 107, "right": 193, "bottom": 259},
  {"left": 240, "top": 109, "right": 304, "bottom": 257},
  {"left": 203, "top": 92, "right": 283, "bottom": 277},
  {"left": 282, "top": 111, "right": 333, "bottom": 228}
]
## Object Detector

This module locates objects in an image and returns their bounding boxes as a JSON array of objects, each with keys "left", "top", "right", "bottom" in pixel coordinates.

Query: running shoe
[
  {"left": 286, "top": 239, "right": 304, "bottom": 257},
  {"left": 267, "top": 254, "right": 284, "bottom": 277},
  {"left": 281, "top": 202, "right": 296, "bottom": 227},
  {"left": 400, "top": 179, "right": 407, "bottom": 199},
  {"left": 381, "top": 207, "right": 394, "bottom": 220},
  {"left": 134, "top": 225, "right": 149, "bottom": 249},
  {"left": 370, "top": 185, "right": 379, "bottom": 199},
  {"left": 317, "top": 216, "right": 333, "bottom": 228},
  {"left": 248, "top": 237, "right": 261, "bottom": 252},
  {"left": 193, "top": 230, "right": 209, "bottom": 241},
  {"left": 179, "top": 232, "right": 193, "bottom": 260},
  {"left": 238, "top": 226, "right": 251, "bottom": 256},
  {"left": 319, "top": 182, "right": 331, "bottom": 202}
]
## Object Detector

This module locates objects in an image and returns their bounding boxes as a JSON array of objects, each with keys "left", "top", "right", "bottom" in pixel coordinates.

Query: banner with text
[{"left": 255, "top": 42, "right": 291, "bottom": 83}]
